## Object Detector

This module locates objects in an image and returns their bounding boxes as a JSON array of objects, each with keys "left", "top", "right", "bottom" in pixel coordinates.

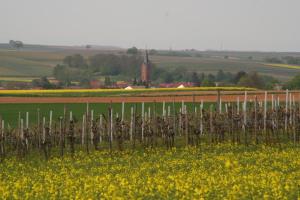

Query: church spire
[
  {"left": 144, "top": 49, "right": 149, "bottom": 64},
  {"left": 141, "top": 49, "right": 151, "bottom": 84}
]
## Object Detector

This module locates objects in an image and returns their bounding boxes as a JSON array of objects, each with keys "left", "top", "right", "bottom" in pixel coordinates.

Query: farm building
[
  {"left": 89, "top": 80, "right": 102, "bottom": 89},
  {"left": 159, "top": 82, "right": 195, "bottom": 88}
]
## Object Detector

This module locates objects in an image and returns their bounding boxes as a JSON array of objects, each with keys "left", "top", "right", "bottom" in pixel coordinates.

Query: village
[{"left": 0, "top": 50, "right": 197, "bottom": 90}]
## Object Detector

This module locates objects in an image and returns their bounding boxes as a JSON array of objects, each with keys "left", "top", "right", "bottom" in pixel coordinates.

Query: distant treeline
[
  {"left": 54, "top": 51, "right": 209, "bottom": 86},
  {"left": 51, "top": 53, "right": 281, "bottom": 90},
  {"left": 265, "top": 56, "right": 300, "bottom": 65},
  {"left": 160, "top": 68, "right": 279, "bottom": 90},
  {"left": 53, "top": 54, "right": 148, "bottom": 86}
]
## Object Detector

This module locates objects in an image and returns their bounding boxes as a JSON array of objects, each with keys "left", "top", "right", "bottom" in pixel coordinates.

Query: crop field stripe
[
  {"left": 0, "top": 102, "right": 213, "bottom": 127},
  {"left": 0, "top": 87, "right": 255, "bottom": 96},
  {"left": 0, "top": 91, "right": 298, "bottom": 103},
  {"left": 263, "top": 63, "right": 300, "bottom": 70}
]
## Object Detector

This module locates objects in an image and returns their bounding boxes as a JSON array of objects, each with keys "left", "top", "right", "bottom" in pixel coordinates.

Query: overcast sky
[{"left": 0, "top": 0, "right": 299, "bottom": 51}]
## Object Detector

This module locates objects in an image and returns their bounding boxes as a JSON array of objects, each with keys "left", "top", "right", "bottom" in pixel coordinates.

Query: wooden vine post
[
  {"left": 285, "top": 89, "right": 288, "bottom": 132},
  {"left": 243, "top": 91, "right": 247, "bottom": 145},
  {"left": 59, "top": 117, "right": 63, "bottom": 157},
  {"left": 142, "top": 102, "right": 145, "bottom": 142}
]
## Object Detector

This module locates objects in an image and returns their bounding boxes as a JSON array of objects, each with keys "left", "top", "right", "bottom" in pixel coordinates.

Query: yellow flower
[
  {"left": 0, "top": 143, "right": 299, "bottom": 199},
  {"left": 225, "top": 160, "right": 231, "bottom": 168}
]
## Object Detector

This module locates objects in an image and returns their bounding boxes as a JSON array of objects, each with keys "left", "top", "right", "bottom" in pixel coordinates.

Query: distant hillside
[
  {"left": 0, "top": 43, "right": 124, "bottom": 77},
  {"left": 0, "top": 43, "right": 299, "bottom": 81},
  {"left": 151, "top": 55, "right": 300, "bottom": 81},
  {"left": 0, "top": 43, "right": 122, "bottom": 52}
]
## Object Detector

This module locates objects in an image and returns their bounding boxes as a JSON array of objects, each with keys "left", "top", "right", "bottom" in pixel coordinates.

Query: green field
[
  {"left": 0, "top": 47, "right": 119, "bottom": 77},
  {"left": 0, "top": 77, "right": 38, "bottom": 83},
  {"left": 0, "top": 51, "right": 56, "bottom": 76},
  {"left": 0, "top": 102, "right": 209, "bottom": 127}
]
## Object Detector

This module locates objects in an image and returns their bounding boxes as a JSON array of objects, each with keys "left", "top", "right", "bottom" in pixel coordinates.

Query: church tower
[{"left": 140, "top": 50, "right": 151, "bottom": 83}]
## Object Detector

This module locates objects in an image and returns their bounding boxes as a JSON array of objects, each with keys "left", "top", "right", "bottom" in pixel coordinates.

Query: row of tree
[
  {"left": 159, "top": 68, "right": 279, "bottom": 89},
  {"left": 284, "top": 74, "right": 300, "bottom": 89},
  {"left": 9, "top": 40, "right": 23, "bottom": 49},
  {"left": 55, "top": 53, "right": 167, "bottom": 86},
  {"left": 54, "top": 52, "right": 281, "bottom": 89}
]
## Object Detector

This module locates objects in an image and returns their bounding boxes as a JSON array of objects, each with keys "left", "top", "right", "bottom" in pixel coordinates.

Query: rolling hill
[{"left": 0, "top": 44, "right": 300, "bottom": 82}]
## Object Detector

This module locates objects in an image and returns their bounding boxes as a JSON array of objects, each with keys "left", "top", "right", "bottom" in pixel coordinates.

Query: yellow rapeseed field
[
  {"left": 0, "top": 77, "right": 34, "bottom": 83},
  {"left": 0, "top": 144, "right": 299, "bottom": 199},
  {"left": 0, "top": 87, "right": 255, "bottom": 96},
  {"left": 264, "top": 63, "right": 300, "bottom": 70}
]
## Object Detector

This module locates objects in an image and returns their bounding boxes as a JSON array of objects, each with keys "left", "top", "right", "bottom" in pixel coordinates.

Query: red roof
[{"left": 90, "top": 80, "right": 101, "bottom": 88}]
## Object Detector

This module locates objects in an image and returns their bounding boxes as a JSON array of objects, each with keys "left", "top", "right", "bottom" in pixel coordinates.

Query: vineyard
[
  {"left": 0, "top": 90, "right": 299, "bottom": 158},
  {"left": 1, "top": 90, "right": 300, "bottom": 199}
]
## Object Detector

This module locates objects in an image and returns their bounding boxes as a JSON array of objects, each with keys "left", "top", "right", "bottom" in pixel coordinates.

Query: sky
[{"left": 0, "top": 0, "right": 299, "bottom": 51}]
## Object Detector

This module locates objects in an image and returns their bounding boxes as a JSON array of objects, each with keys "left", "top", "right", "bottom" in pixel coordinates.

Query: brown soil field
[
  {"left": 138, "top": 90, "right": 292, "bottom": 97},
  {"left": 0, "top": 91, "right": 299, "bottom": 104}
]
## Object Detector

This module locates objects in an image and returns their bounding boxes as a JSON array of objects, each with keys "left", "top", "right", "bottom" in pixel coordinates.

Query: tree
[
  {"left": 163, "top": 72, "right": 174, "bottom": 83},
  {"left": 53, "top": 65, "right": 71, "bottom": 85},
  {"left": 127, "top": 47, "right": 138, "bottom": 55},
  {"left": 9, "top": 40, "right": 14, "bottom": 47},
  {"left": 40, "top": 77, "right": 53, "bottom": 89},
  {"left": 199, "top": 73, "right": 205, "bottom": 84},
  {"left": 250, "top": 72, "right": 264, "bottom": 88},
  {"left": 132, "top": 77, "right": 137, "bottom": 85},
  {"left": 264, "top": 57, "right": 282, "bottom": 64},
  {"left": 63, "top": 56, "right": 72, "bottom": 67},
  {"left": 104, "top": 76, "right": 112, "bottom": 86},
  {"left": 200, "top": 74, "right": 215, "bottom": 86},
  {"left": 32, "top": 79, "right": 40, "bottom": 88},
  {"left": 63, "top": 54, "right": 87, "bottom": 68},
  {"left": 233, "top": 71, "right": 247, "bottom": 84},
  {"left": 9, "top": 40, "right": 23, "bottom": 49},
  {"left": 201, "top": 77, "right": 215, "bottom": 87},
  {"left": 151, "top": 66, "right": 165, "bottom": 82},
  {"left": 238, "top": 76, "right": 256, "bottom": 88},
  {"left": 285, "top": 73, "right": 300, "bottom": 89},
  {"left": 191, "top": 72, "right": 200, "bottom": 86},
  {"left": 32, "top": 77, "right": 55, "bottom": 89},
  {"left": 216, "top": 70, "right": 226, "bottom": 82},
  {"left": 149, "top": 49, "right": 158, "bottom": 55},
  {"left": 53, "top": 64, "right": 88, "bottom": 86},
  {"left": 57, "top": 53, "right": 150, "bottom": 86},
  {"left": 238, "top": 72, "right": 265, "bottom": 89},
  {"left": 207, "top": 74, "right": 215, "bottom": 83},
  {"left": 89, "top": 53, "right": 149, "bottom": 77},
  {"left": 170, "top": 67, "right": 186, "bottom": 82},
  {"left": 262, "top": 76, "right": 279, "bottom": 90},
  {"left": 282, "top": 56, "right": 300, "bottom": 65}
]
